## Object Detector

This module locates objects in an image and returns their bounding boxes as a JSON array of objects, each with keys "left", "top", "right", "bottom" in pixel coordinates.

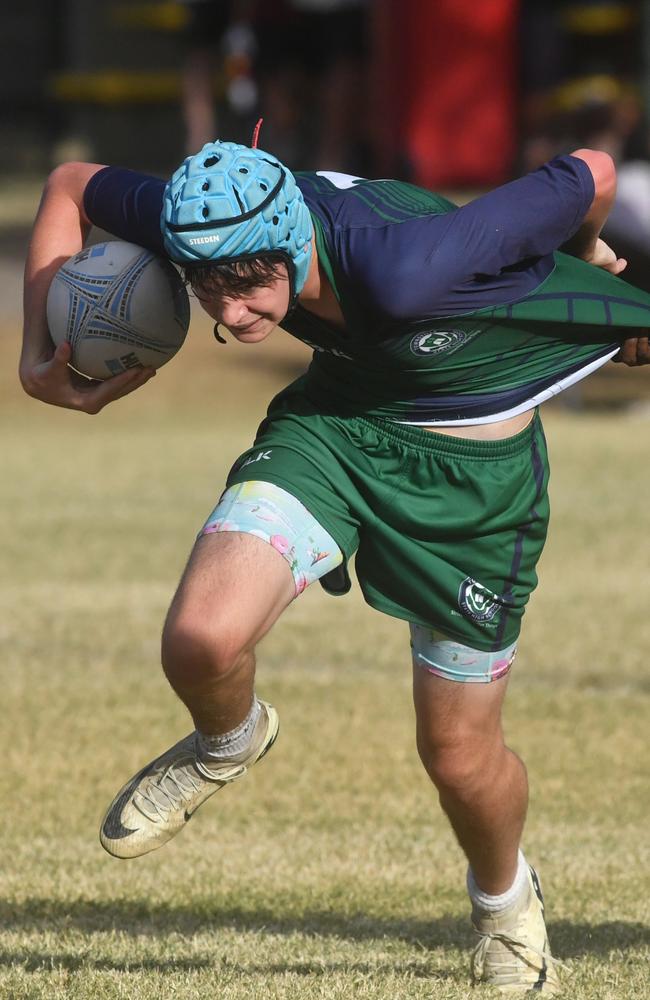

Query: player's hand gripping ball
[{"left": 46, "top": 241, "right": 190, "bottom": 380}]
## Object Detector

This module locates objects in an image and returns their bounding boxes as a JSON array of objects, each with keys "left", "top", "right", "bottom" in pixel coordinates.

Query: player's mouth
[
  {"left": 231, "top": 317, "right": 273, "bottom": 340},
  {"left": 231, "top": 317, "right": 263, "bottom": 334}
]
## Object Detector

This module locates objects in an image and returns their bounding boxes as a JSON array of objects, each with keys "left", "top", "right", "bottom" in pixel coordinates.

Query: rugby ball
[{"left": 46, "top": 240, "right": 190, "bottom": 379}]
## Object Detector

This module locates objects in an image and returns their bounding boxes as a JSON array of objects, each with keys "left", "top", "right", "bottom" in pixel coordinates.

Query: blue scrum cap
[{"left": 161, "top": 140, "right": 313, "bottom": 294}]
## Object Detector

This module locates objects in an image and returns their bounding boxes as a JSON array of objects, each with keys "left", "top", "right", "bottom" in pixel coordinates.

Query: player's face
[{"left": 193, "top": 271, "right": 291, "bottom": 343}]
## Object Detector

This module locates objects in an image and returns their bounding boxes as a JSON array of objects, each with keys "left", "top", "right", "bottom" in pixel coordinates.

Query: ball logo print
[
  {"left": 458, "top": 577, "right": 501, "bottom": 623},
  {"left": 410, "top": 329, "right": 470, "bottom": 357},
  {"left": 46, "top": 241, "right": 190, "bottom": 380}
]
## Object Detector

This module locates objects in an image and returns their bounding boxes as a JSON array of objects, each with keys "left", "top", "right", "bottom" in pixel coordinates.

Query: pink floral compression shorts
[
  {"left": 201, "top": 481, "right": 516, "bottom": 683},
  {"left": 202, "top": 480, "right": 343, "bottom": 595}
]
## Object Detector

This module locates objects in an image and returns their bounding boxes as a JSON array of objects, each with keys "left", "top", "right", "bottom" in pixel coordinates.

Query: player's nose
[{"left": 219, "top": 297, "right": 248, "bottom": 327}]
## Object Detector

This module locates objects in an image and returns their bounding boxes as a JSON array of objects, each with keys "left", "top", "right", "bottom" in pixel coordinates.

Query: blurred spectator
[
  {"left": 283, "top": 0, "right": 369, "bottom": 172},
  {"left": 519, "top": 0, "right": 641, "bottom": 172},
  {"left": 244, "top": 0, "right": 371, "bottom": 171},
  {"left": 179, "top": 0, "right": 258, "bottom": 153},
  {"left": 518, "top": 1, "right": 568, "bottom": 169},
  {"left": 178, "top": 0, "right": 370, "bottom": 170},
  {"left": 517, "top": 0, "right": 650, "bottom": 409}
]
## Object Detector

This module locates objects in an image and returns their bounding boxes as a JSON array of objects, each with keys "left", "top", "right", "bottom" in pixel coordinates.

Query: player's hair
[{"left": 182, "top": 253, "right": 288, "bottom": 299}]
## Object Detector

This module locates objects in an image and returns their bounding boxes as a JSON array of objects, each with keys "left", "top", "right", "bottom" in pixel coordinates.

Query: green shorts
[{"left": 227, "top": 382, "right": 550, "bottom": 652}]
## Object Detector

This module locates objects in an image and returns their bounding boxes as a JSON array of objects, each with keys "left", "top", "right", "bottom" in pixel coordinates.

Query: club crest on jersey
[
  {"left": 410, "top": 328, "right": 471, "bottom": 357},
  {"left": 458, "top": 577, "right": 501, "bottom": 623}
]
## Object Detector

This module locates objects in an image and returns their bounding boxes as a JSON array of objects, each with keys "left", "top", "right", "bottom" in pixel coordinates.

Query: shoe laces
[
  {"left": 132, "top": 745, "right": 247, "bottom": 823},
  {"left": 472, "top": 929, "right": 566, "bottom": 981},
  {"left": 133, "top": 757, "right": 211, "bottom": 823}
]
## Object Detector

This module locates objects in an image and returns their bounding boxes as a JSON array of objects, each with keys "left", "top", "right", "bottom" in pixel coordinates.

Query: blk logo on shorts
[
  {"left": 240, "top": 449, "right": 272, "bottom": 469},
  {"left": 409, "top": 328, "right": 475, "bottom": 357},
  {"left": 458, "top": 577, "right": 501, "bottom": 623}
]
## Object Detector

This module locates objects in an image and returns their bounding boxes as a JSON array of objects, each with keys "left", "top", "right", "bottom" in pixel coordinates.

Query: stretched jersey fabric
[{"left": 83, "top": 157, "right": 650, "bottom": 424}]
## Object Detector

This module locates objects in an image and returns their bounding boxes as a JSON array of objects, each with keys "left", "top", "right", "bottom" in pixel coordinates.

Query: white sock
[
  {"left": 197, "top": 698, "right": 261, "bottom": 761},
  {"left": 467, "top": 850, "right": 529, "bottom": 913}
]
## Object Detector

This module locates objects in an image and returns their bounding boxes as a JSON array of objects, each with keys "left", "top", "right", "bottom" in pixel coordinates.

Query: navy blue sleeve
[
  {"left": 83, "top": 166, "right": 167, "bottom": 255},
  {"left": 428, "top": 154, "right": 594, "bottom": 274},
  {"left": 342, "top": 155, "right": 595, "bottom": 319}
]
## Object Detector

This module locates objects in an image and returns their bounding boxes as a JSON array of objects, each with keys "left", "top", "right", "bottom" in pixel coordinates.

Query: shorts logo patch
[
  {"left": 458, "top": 577, "right": 501, "bottom": 623},
  {"left": 410, "top": 329, "right": 472, "bottom": 357}
]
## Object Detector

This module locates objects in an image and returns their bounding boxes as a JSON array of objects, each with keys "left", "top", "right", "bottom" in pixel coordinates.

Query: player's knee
[
  {"left": 161, "top": 604, "right": 251, "bottom": 682},
  {"left": 417, "top": 730, "right": 498, "bottom": 796}
]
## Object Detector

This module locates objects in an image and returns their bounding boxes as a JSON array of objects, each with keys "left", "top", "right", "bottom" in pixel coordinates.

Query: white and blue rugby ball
[{"left": 46, "top": 240, "right": 191, "bottom": 380}]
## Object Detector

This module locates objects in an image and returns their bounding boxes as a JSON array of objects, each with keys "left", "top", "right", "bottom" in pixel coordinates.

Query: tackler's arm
[{"left": 563, "top": 149, "right": 627, "bottom": 276}]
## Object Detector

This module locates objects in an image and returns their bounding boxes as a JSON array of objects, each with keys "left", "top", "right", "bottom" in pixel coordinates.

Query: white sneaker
[
  {"left": 99, "top": 700, "right": 279, "bottom": 859},
  {"left": 471, "top": 866, "right": 562, "bottom": 994}
]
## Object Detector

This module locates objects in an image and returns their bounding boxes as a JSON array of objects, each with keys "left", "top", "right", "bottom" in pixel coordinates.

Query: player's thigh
[
  {"left": 412, "top": 656, "right": 510, "bottom": 754},
  {"left": 169, "top": 530, "right": 296, "bottom": 652},
  {"left": 168, "top": 476, "right": 345, "bottom": 652},
  {"left": 413, "top": 664, "right": 511, "bottom": 789}
]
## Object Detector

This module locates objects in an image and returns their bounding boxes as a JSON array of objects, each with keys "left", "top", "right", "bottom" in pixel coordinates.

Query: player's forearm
[
  {"left": 562, "top": 149, "right": 617, "bottom": 261},
  {"left": 21, "top": 163, "right": 106, "bottom": 383}
]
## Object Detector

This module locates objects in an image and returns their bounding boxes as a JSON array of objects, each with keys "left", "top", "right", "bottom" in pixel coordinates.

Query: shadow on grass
[
  {"left": 0, "top": 899, "right": 647, "bottom": 960},
  {"left": 550, "top": 919, "right": 650, "bottom": 958},
  {"left": 0, "top": 952, "right": 210, "bottom": 973},
  {"left": 0, "top": 898, "right": 468, "bottom": 949},
  {"left": 0, "top": 951, "right": 455, "bottom": 981},
  {"left": 251, "top": 961, "right": 452, "bottom": 980}
]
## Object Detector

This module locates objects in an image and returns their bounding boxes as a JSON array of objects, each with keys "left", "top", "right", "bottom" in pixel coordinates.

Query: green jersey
[{"left": 287, "top": 161, "right": 650, "bottom": 424}]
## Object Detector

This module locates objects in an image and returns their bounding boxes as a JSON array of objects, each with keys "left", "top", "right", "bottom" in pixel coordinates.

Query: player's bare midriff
[{"left": 422, "top": 411, "right": 534, "bottom": 440}]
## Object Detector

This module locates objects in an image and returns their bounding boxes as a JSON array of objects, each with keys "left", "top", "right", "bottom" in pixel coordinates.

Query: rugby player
[{"left": 20, "top": 140, "right": 650, "bottom": 994}]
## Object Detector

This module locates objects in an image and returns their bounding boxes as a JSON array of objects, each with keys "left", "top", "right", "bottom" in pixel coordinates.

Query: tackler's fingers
[
  {"left": 636, "top": 335, "right": 650, "bottom": 364},
  {"left": 613, "top": 337, "right": 639, "bottom": 365}
]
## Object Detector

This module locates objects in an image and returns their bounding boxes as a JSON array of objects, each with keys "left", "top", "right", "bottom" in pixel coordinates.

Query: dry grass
[{"left": 1, "top": 310, "right": 649, "bottom": 998}]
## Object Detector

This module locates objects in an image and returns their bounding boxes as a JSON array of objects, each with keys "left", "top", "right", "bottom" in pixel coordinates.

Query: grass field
[{"left": 1, "top": 309, "right": 649, "bottom": 999}]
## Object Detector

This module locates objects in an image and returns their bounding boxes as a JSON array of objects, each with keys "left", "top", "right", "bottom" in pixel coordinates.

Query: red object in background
[{"left": 373, "top": 0, "right": 518, "bottom": 188}]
